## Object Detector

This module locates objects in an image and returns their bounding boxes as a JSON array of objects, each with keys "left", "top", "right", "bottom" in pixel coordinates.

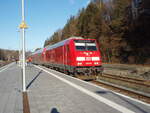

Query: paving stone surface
[
  {"left": 0, "top": 63, "right": 23, "bottom": 113},
  {"left": 0, "top": 63, "right": 150, "bottom": 113},
  {"left": 26, "top": 65, "right": 150, "bottom": 113}
]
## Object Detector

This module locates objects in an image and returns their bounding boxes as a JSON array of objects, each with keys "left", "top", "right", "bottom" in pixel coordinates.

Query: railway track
[
  {"left": 101, "top": 73, "right": 150, "bottom": 87},
  {"left": 91, "top": 80, "right": 150, "bottom": 104},
  {"left": 75, "top": 73, "right": 150, "bottom": 104}
]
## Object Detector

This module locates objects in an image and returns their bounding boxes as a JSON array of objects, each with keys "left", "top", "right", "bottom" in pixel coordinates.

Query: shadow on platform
[
  {"left": 50, "top": 108, "right": 60, "bottom": 113},
  {"left": 26, "top": 70, "right": 43, "bottom": 89},
  {"left": 95, "top": 91, "right": 108, "bottom": 95}
]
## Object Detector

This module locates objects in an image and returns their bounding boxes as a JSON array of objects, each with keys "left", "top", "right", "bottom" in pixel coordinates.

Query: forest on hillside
[
  {"left": 44, "top": 0, "right": 150, "bottom": 64},
  {"left": 0, "top": 49, "right": 19, "bottom": 61}
]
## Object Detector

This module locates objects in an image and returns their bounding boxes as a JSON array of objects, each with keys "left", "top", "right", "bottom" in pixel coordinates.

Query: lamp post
[{"left": 19, "top": 0, "right": 28, "bottom": 92}]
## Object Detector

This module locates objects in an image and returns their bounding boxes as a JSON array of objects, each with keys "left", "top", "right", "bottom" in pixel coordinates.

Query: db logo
[{"left": 86, "top": 57, "right": 92, "bottom": 61}]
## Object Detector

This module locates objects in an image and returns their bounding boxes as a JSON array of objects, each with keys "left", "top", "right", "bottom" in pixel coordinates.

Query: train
[{"left": 29, "top": 37, "right": 103, "bottom": 76}]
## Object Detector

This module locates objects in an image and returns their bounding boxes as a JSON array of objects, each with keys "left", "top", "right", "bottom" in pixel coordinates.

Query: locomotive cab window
[
  {"left": 75, "top": 43, "right": 86, "bottom": 51},
  {"left": 74, "top": 40, "right": 97, "bottom": 51},
  {"left": 86, "top": 43, "right": 97, "bottom": 51}
]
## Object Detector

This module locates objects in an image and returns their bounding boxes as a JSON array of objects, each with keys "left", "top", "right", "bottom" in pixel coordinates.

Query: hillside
[
  {"left": 0, "top": 49, "right": 19, "bottom": 61},
  {"left": 44, "top": 0, "right": 150, "bottom": 64}
]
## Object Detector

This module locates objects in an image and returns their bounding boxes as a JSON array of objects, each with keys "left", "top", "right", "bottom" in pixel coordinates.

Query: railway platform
[{"left": 0, "top": 63, "right": 149, "bottom": 113}]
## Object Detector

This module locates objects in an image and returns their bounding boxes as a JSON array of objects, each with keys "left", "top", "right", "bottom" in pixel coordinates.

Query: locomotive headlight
[
  {"left": 76, "top": 57, "right": 85, "bottom": 61},
  {"left": 77, "top": 62, "right": 82, "bottom": 65},
  {"left": 92, "top": 57, "right": 100, "bottom": 61},
  {"left": 94, "top": 62, "right": 99, "bottom": 64}
]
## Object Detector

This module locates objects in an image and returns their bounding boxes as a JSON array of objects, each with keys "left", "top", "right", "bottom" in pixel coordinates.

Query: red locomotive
[{"left": 30, "top": 37, "right": 103, "bottom": 75}]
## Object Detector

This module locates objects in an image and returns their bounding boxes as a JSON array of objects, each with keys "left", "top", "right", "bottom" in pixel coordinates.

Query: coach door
[{"left": 65, "top": 45, "right": 71, "bottom": 70}]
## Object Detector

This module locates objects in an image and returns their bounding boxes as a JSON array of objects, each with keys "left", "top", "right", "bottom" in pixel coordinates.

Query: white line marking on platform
[
  {"left": 0, "top": 63, "right": 10, "bottom": 70},
  {"left": 42, "top": 65, "right": 150, "bottom": 107},
  {"left": 35, "top": 65, "right": 136, "bottom": 113},
  {"left": 0, "top": 63, "right": 14, "bottom": 73}
]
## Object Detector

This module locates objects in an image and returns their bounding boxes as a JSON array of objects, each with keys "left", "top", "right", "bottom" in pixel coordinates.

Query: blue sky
[{"left": 0, "top": 0, "right": 90, "bottom": 51}]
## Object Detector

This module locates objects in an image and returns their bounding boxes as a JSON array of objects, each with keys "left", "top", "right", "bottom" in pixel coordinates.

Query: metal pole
[
  {"left": 22, "top": 0, "right": 25, "bottom": 21},
  {"left": 20, "top": 0, "right": 27, "bottom": 92},
  {"left": 22, "top": 28, "right": 26, "bottom": 92},
  {"left": 20, "top": 31, "right": 22, "bottom": 67}
]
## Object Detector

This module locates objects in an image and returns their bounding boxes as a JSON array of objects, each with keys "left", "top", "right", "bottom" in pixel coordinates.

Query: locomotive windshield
[{"left": 74, "top": 40, "right": 97, "bottom": 51}]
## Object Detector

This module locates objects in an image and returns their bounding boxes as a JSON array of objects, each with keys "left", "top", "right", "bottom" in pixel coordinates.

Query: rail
[{"left": 101, "top": 73, "right": 150, "bottom": 87}]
